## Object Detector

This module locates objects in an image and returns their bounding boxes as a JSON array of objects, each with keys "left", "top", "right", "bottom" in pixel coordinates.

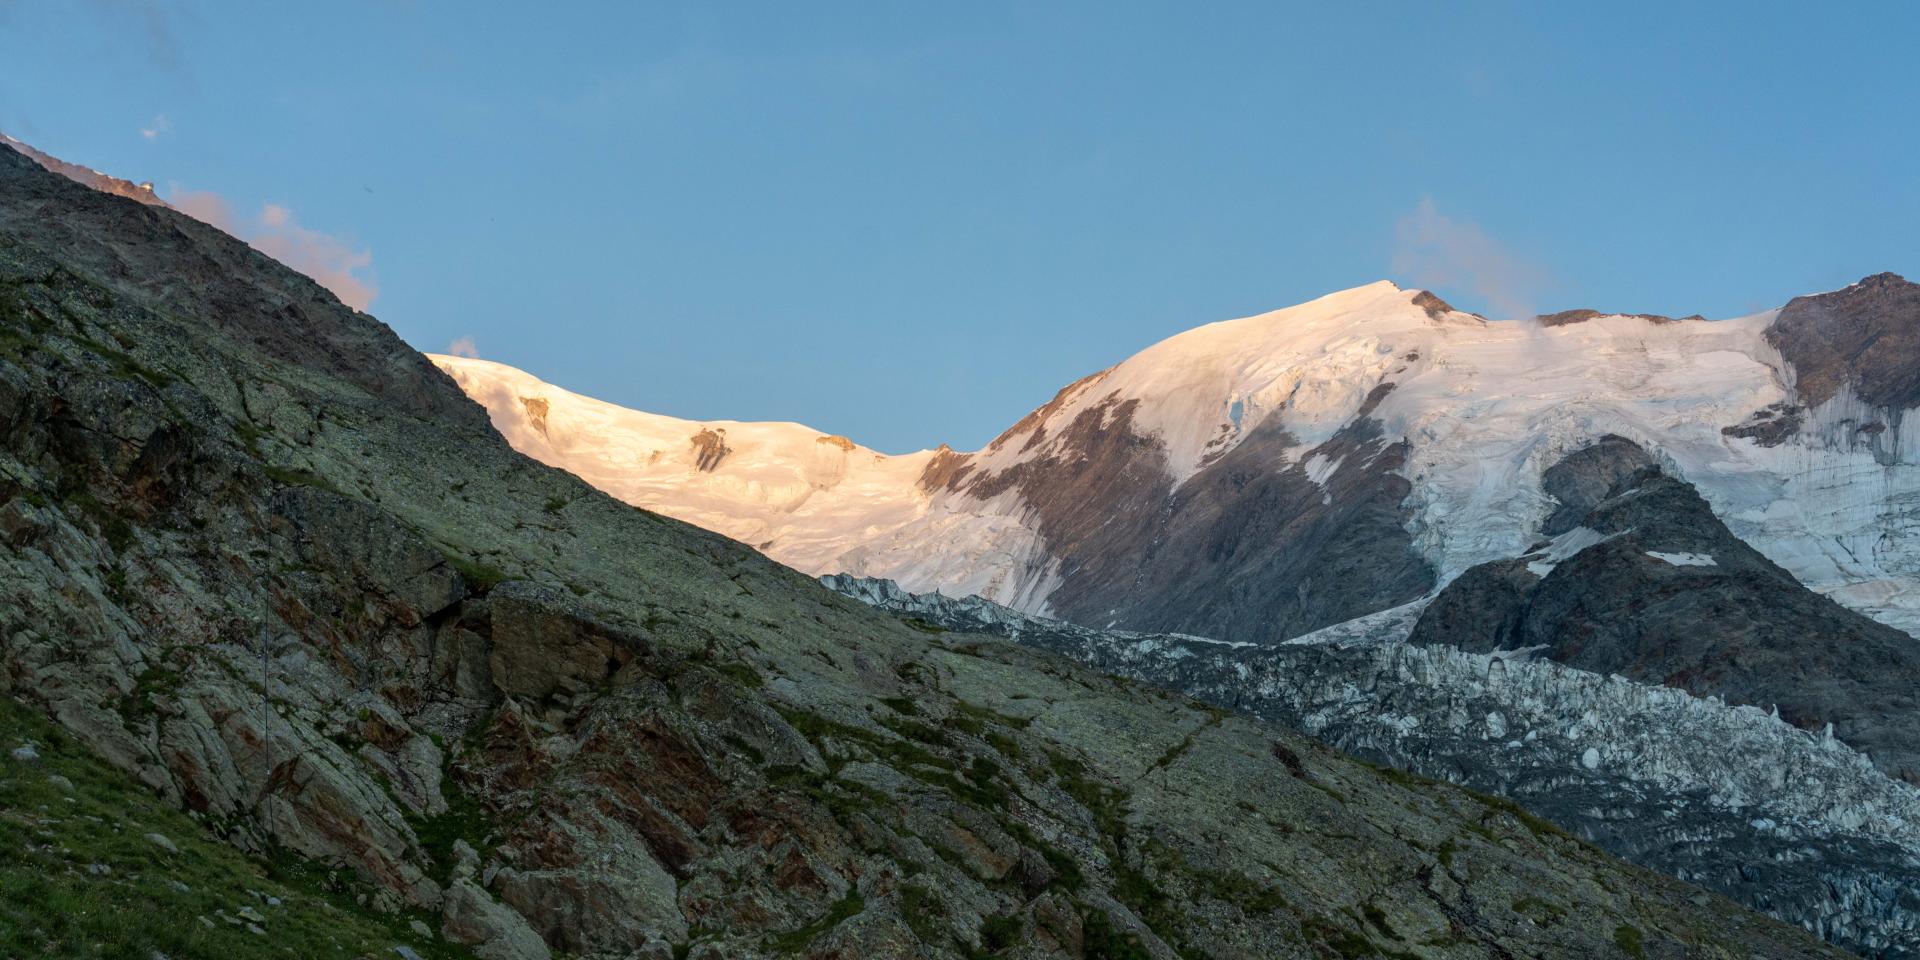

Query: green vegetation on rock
[{"left": 0, "top": 696, "right": 472, "bottom": 960}]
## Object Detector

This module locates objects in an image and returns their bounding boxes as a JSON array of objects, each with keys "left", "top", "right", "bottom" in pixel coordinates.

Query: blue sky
[{"left": 3, "top": 2, "right": 1916, "bottom": 452}]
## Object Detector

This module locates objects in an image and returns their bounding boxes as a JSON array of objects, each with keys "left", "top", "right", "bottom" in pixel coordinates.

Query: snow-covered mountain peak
[
  {"left": 966, "top": 280, "right": 1479, "bottom": 483},
  {"left": 438, "top": 274, "right": 1920, "bottom": 638}
]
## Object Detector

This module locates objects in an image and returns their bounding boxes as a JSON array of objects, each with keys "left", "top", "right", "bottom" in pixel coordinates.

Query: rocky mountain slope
[
  {"left": 824, "top": 575, "right": 1920, "bottom": 959},
  {"left": 0, "top": 140, "right": 1855, "bottom": 958},
  {"left": 434, "top": 274, "right": 1920, "bottom": 644}
]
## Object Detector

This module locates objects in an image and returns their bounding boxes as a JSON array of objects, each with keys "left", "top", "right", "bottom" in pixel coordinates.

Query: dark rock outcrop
[
  {"left": 1537, "top": 433, "right": 1657, "bottom": 535},
  {"left": 1411, "top": 437, "right": 1920, "bottom": 784},
  {"left": 1084, "top": 407, "right": 1432, "bottom": 642},
  {"left": 1404, "top": 557, "right": 1536, "bottom": 650},
  {"left": 1722, "top": 401, "right": 1806, "bottom": 446}
]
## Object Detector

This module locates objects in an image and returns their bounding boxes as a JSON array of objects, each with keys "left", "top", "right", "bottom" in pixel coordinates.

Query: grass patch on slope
[{"left": 0, "top": 696, "right": 474, "bottom": 960}]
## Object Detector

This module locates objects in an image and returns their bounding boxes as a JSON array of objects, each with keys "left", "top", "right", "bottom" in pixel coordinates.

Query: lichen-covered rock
[
  {"left": 485, "top": 582, "right": 644, "bottom": 701},
  {"left": 441, "top": 877, "right": 552, "bottom": 960},
  {"left": 269, "top": 485, "right": 466, "bottom": 626}
]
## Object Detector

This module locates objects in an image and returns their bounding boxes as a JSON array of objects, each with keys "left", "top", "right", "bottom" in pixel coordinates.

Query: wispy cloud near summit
[
  {"left": 1392, "top": 198, "right": 1545, "bottom": 321},
  {"left": 171, "top": 189, "right": 378, "bottom": 311}
]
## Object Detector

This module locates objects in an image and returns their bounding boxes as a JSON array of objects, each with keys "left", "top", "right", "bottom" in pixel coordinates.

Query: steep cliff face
[
  {"left": 1766, "top": 273, "right": 1920, "bottom": 412},
  {"left": 0, "top": 141, "right": 1849, "bottom": 959},
  {"left": 825, "top": 576, "right": 1920, "bottom": 960}
]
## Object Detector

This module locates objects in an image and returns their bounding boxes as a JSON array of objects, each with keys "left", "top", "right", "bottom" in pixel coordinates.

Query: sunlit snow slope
[
  {"left": 434, "top": 274, "right": 1920, "bottom": 637},
  {"left": 428, "top": 356, "right": 960, "bottom": 578}
]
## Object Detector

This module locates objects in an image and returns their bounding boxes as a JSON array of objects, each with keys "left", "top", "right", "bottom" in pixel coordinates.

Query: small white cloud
[
  {"left": 446, "top": 336, "right": 480, "bottom": 359},
  {"left": 1392, "top": 197, "right": 1545, "bottom": 320},
  {"left": 139, "top": 113, "right": 170, "bottom": 141},
  {"left": 169, "top": 188, "right": 378, "bottom": 310}
]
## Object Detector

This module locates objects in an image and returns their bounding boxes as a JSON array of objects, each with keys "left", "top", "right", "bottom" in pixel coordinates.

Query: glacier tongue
[{"left": 824, "top": 573, "right": 1920, "bottom": 959}]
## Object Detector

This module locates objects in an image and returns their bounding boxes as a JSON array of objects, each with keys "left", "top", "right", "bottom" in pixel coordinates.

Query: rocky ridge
[
  {"left": 0, "top": 140, "right": 1852, "bottom": 958},
  {"left": 0, "top": 132, "right": 168, "bottom": 208}
]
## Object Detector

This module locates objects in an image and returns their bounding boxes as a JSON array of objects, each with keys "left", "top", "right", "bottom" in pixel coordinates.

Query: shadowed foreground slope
[{"left": 0, "top": 142, "right": 1846, "bottom": 959}]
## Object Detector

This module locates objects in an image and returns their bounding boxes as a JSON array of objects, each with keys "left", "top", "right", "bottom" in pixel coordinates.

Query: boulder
[{"left": 441, "top": 877, "right": 552, "bottom": 960}]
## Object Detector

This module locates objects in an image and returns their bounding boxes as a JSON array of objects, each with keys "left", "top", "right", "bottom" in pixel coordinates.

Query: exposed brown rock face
[
  {"left": 1537, "top": 309, "right": 1603, "bottom": 327},
  {"left": 989, "top": 369, "right": 1114, "bottom": 457},
  {"left": 519, "top": 396, "right": 551, "bottom": 437},
  {"left": 816, "top": 434, "right": 855, "bottom": 452},
  {"left": 1411, "top": 289, "right": 1459, "bottom": 319},
  {"left": 689, "top": 427, "right": 730, "bottom": 471},
  {"left": 0, "top": 140, "right": 1853, "bottom": 960},
  {"left": 926, "top": 384, "right": 1434, "bottom": 642},
  {"left": 1765, "top": 272, "right": 1920, "bottom": 409},
  {"left": 1536, "top": 308, "right": 1703, "bottom": 327}
]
